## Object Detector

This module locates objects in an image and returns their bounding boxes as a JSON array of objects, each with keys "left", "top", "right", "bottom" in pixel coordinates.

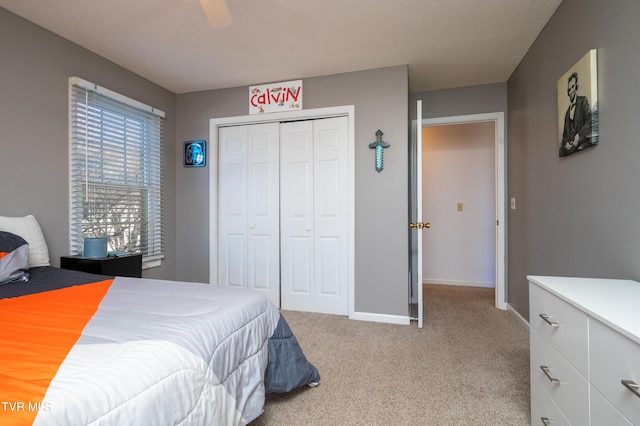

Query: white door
[
  {"left": 410, "top": 100, "right": 426, "bottom": 328},
  {"left": 218, "top": 123, "right": 280, "bottom": 306},
  {"left": 280, "top": 117, "right": 349, "bottom": 315},
  {"left": 280, "top": 120, "right": 314, "bottom": 312},
  {"left": 218, "top": 125, "right": 247, "bottom": 291}
]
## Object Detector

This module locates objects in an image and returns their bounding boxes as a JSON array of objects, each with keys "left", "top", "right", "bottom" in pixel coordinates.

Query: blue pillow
[{"left": 0, "top": 231, "right": 30, "bottom": 284}]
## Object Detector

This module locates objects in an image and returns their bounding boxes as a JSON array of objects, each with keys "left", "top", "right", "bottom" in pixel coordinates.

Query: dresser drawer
[
  {"left": 589, "top": 319, "right": 640, "bottom": 425},
  {"left": 531, "top": 374, "right": 571, "bottom": 426},
  {"left": 530, "top": 329, "right": 589, "bottom": 425},
  {"left": 529, "top": 281, "right": 589, "bottom": 376},
  {"left": 591, "top": 385, "right": 633, "bottom": 426}
]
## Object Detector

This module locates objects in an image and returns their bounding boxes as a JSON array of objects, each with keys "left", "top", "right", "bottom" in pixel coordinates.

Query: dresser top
[{"left": 528, "top": 275, "right": 640, "bottom": 345}]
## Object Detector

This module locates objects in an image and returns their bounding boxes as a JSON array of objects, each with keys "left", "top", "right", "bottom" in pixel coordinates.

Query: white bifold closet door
[
  {"left": 218, "top": 123, "right": 281, "bottom": 307},
  {"left": 218, "top": 117, "right": 349, "bottom": 314},
  {"left": 280, "top": 117, "right": 349, "bottom": 315}
]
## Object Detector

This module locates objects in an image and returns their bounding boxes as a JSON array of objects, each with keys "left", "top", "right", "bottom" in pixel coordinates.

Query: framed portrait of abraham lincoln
[{"left": 557, "top": 49, "right": 598, "bottom": 157}]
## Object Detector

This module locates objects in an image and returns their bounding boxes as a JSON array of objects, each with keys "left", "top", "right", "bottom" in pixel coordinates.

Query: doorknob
[{"left": 409, "top": 222, "right": 430, "bottom": 229}]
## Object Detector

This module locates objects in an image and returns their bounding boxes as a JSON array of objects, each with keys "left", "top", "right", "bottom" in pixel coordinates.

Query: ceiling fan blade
[{"left": 200, "top": 0, "right": 232, "bottom": 28}]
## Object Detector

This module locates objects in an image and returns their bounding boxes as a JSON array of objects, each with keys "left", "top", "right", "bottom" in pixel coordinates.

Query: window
[{"left": 69, "top": 77, "right": 164, "bottom": 267}]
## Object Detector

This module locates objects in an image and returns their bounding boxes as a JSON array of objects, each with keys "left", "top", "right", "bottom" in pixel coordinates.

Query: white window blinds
[{"left": 69, "top": 77, "right": 165, "bottom": 265}]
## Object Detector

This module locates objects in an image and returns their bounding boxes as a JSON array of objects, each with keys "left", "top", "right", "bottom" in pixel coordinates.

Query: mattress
[{"left": 0, "top": 267, "right": 319, "bottom": 425}]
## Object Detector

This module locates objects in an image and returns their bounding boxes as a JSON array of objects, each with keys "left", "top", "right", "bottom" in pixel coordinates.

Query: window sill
[{"left": 142, "top": 256, "right": 163, "bottom": 270}]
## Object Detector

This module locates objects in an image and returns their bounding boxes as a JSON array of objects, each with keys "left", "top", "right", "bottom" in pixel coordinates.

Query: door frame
[
  {"left": 411, "top": 112, "right": 506, "bottom": 310},
  {"left": 208, "top": 105, "right": 356, "bottom": 316}
]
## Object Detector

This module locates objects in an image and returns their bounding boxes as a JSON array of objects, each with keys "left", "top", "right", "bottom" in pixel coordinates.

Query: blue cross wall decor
[{"left": 369, "top": 129, "right": 390, "bottom": 172}]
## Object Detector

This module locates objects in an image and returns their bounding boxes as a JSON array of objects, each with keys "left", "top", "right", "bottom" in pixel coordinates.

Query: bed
[{"left": 0, "top": 216, "right": 319, "bottom": 426}]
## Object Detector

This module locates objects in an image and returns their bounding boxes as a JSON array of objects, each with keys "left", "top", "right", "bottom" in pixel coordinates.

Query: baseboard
[
  {"left": 350, "top": 305, "right": 527, "bottom": 328},
  {"left": 423, "top": 278, "right": 495, "bottom": 288},
  {"left": 350, "top": 311, "right": 410, "bottom": 325},
  {"left": 507, "top": 303, "right": 530, "bottom": 330}
]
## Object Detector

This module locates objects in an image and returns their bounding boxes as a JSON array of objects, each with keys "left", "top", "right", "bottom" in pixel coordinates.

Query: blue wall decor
[
  {"left": 184, "top": 140, "right": 206, "bottom": 167},
  {"left": 368, "top": 129, "right": 390, "bottom": 172}
]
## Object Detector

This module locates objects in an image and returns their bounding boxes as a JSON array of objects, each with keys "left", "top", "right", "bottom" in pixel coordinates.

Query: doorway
[
  {"left": 410, "top": 112, "right": 506, "bottom": 322},
  {"left": 422, "top": 122, "right": 496, "bottom": 289}
]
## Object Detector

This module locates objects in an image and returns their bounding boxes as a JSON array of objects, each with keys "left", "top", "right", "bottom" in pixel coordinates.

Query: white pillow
[{"left": 0, "top": 215, "right": 51, "bottom": 268}]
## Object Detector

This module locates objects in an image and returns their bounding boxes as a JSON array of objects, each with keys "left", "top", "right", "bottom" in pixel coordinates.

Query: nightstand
[{"left": 60, "top": 254, "right": 142, "bottom": 278}]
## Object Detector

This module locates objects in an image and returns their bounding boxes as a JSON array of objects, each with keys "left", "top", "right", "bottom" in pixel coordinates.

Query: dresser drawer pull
[
  {"left": 539, "top": 314, "right": 559, "bottom": 327},
  {"left": 622, "top": 380, "right": 640, "bottom": 399},
  {"left": 541, "top": 417, "right": 552, "bottom": 426},
  {"left": 540, "top": 366, "right": 560, "bottom": 384}
]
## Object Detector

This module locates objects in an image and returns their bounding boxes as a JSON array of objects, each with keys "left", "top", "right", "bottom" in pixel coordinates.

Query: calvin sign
[{"left": 249, "top": 80, "right": 302, "bottom": 114}]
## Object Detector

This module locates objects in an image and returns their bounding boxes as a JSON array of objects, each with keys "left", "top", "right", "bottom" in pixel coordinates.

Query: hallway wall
[{"left": 422, "top": 122, "right": 496, "bottom": 287}]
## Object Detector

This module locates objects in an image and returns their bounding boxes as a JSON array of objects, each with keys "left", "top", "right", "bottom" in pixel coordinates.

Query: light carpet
[{"left": 251, "top": 284, "right": 530, "bottom": 425}]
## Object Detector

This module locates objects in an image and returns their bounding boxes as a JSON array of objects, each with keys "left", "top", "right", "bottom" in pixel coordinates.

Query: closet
[
  {"left": 217, "top": 116, "right": 349, "bottom": 315},
  {"left": 218, "top": 123, "right": 280, "bottom": 306}
]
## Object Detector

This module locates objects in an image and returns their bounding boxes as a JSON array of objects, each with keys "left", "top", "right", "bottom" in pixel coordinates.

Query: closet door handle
[
  {"left": 622, "top": 380, "right": 640, "bottom": 399},
  {"left": 249, "top": 224, "right": 256, "bottom": 230},
  {"left": 540, "top": 366, "right": 560, "bottom": 384},
  {"left": 541, "top": 417, "right": 551, "bottom": 426},
  {"left": 306, "top": 226, "right": 312, "bottom": 231},
  {"left": 539, "top": 314, "right": 559, "bottom": 327}
]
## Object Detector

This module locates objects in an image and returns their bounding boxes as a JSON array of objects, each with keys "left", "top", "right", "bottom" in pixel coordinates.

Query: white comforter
[{"left": 33, "top": 277, "right": 281, "bottom": 426}]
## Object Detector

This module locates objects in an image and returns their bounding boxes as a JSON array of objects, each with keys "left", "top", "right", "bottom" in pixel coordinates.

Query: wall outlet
[
  {"left": 457, "top": 202, "right": 463, "bottom": 212},
  {"left": 510, "top": 197, "right": 516, "bottom": 210}
]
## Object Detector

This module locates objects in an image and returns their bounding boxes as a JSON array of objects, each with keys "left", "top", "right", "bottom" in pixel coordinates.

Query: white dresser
[{"left": 528, "top": 276, "right": 640, "bottom": 425}]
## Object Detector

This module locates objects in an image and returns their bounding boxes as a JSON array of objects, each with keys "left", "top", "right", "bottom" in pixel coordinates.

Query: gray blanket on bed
[{"left": 265, "top": 315, "right": 320, "bottom": 393}]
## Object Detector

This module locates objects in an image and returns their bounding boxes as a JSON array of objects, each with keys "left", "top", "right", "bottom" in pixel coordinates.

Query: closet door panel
[
  {"left": 280, "top": 121, "right": 315, "bottom": 311},
  {"left": 317, "top": 236, "right": 341, "bottom": 296},
  {"left": 219, "top": 123, "right": 280, "bottom": 307},
  {"left": 250, "top": 163, "right": 271, "bottom": 216},
  {"left": 314, "top": 117, "right": 349, "bottom": 315},
  {"left": 248, "top": 235, "right": 272, "bottom": 290},
  {"left": 290, "top": 163, "right": 312, "bottom": 217},
  {"left": 247, "top": 123, "right": 280, "bottom": 304},
  {"left": 224, "top": 234, "right": 245, "bottom": 288},
  {"left": 218, "top": 127, "right": 248, "bottom": 290},
  {"left": 247, "top": 162, "right": 276, "bottom": 294},
  {"left": 290, "top": 237, "right": 313, "bottom": 294}
]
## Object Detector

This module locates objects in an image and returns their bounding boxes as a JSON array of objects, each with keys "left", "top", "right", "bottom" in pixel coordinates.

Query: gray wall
[
  {"left": 176, "top": 66, "right": 410, "bottom": 316},
  {"left": 410, "top": 83, "right": 508, "bottom": 120},
  {"left": 508, "top": 0, "right": 640, "bottom": 319},
  {"left": 0, "top": 8, "right": 177, "bottom": 280}
]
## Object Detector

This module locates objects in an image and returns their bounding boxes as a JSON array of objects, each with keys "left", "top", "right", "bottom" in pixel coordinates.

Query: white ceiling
[{"left": 1, "top": 0, "right": 563, "bottom": 94}]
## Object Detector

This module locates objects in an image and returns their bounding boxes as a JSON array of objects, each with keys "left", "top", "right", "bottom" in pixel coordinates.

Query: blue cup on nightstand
[{"left": 83, "top": 237, "right": 108, "bottom": 258}]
